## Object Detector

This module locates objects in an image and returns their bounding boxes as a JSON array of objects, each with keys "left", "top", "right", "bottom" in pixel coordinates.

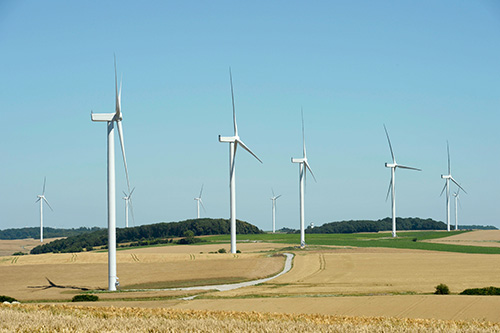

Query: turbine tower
[
  {"left": 194, "top": 184, "right": 205, "bottom": 219},
  {"left": 270, "top": 189, "right": 282, "bottom": 233},
  {"left": 122, "top": 187, "right": 135, "bottom": 228},
  {"left": 383, "top": 125, "right": 421, "bottom": 238},
  {"left": 218, "top": 68, "right": 262, "bottom": 254},
  {"left": 35, "top": 177, "right": 53, "bottom": 242},
  {"left": 440, "top": 142, "right": 466, "bottom": 231},
  {"left": 291, "top": 110, "right": 316, "bottom": 247},
  {"left": 91, "top": 56, "right": 131, "bottom": 291},
  {"left": 453, "top": 189, "right": 461, "bottom": 231}
]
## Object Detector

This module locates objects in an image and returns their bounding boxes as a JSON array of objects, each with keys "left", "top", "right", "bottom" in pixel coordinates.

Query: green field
[{"left": 204, "top": 230, "right": 500, "bottom": 254}]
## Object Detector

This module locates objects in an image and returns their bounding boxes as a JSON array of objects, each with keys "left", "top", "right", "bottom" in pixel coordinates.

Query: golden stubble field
[
  {"left": 1, "top": 231, "right": 500, "bottom": 326},
  {"left": 0, "top": 242, "right": 285, "bottom": 301}
]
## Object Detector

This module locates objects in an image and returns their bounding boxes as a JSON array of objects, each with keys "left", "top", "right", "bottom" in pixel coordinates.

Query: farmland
[{"left": 1, "top": 230, "right": 500, "bottom": 330}]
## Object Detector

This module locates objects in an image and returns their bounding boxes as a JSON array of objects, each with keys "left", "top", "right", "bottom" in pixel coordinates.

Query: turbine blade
[
  {"left": 383, "top": 124, "right": 395, "bottom": 163},
  {"left": 114, "top": 55, "right": 121, "bottom": 117},
  {"left": 129, "top": 197, "right": 135, "bottom": 226},
  {"left": 43, "top": 197, "right": 54, "bottom": 211},
  {"left": 272, "top": 188, "right": 275, "bottom": 197},
  {"left": 42, "top": 177, "right": 46, "bottom": 195},
  {"left": 229, "top": 67, "right": 238, "bottom": 136},
  {"left": 200, "top": 198, "right": 206, "bottom": 213},
  {"left": 116, "top": 121, "right": 131, "bottom": 192},
  {"left": 35, "top": 198, "right": 41, "bottom": 203},
  {"left": 129, "top": 187, "right": 135, "bottom": 197},
  {"left": 304, "top": 161, "right": 317, "bottom": 182},
  {"left": 440, "top": 182, "right": 447, "bottom": 197},
  {"left": 199, "top": 184, "right": 204, "bottom": 198},
  {"left": 122, "top": 191, "right": 128, "bottom": 197},
  {"left": 276, "top": 194, "right": 282, "bottom": 199},
  {"left": 301, "top": 108, "right": 306, "bottom": 158},
  {"left": 396, "top": 164, "right": 421, "bottom": 171},
  {"left": 385, "top": 178, "right": 392, "bottom": 202},
  {"left": 447, "top": 141, "right": 451, "bottom": 175},
  {"left": 450, "top": 177, "right": 467, "bottom": 194},
  {"left": 236, "top": 139, "right": 263, "bottom": 163}
]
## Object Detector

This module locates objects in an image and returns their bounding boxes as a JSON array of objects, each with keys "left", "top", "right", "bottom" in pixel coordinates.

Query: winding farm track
[{"left": 124, "top": 253, "right": 294, "bottom": 296}]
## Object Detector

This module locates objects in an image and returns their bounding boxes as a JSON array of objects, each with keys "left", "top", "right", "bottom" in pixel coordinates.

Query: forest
[
  {"left": 304, "top": 217, "right": 448, "bottom": 234},
  {"left": 0, "top": 227, "right": 101, "bottom": 240},
  {"left": 30, "top": 218, "right": 263, "bottom": 254}
]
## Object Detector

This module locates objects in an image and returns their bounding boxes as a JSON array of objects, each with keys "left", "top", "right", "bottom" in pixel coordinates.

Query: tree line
[
  {"left": 0, "top": 227, "right": 101, "bottom": 240},
  {"left": 30, "top": 218, "right": 263, "bottom": 254},
  {"left": 304, "top": 217, "right": 448, "bottom": 234}
]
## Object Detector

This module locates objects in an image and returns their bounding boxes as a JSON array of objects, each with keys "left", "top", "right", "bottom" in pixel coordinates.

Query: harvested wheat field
[
  {"left": 425, "top": 230, "right": 500, "bottom": 248},
  {"left": 0, "top": 237, "right": 61, "bottom": 257},
  {"left": 1, "top": 303, "right": 499, "bottom": 332},
  {"left": 0, "top": 245, "right": 285, "bottom": 301}
]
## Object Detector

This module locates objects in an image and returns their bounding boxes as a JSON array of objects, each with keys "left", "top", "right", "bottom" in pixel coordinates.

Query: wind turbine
[
  {"left": 91, "top": 56, "right": 131, "bottom": 291},
  {"left": 291, "top": 110, "right": 316, "bottom": 247},
  {"left": 440, "top": 142, "right": 466, "bottom": 231},
  {"left": 122, "top": 187, "right": 135, "bottom": 228},
  {"left": 453, "top": 189, "right": 461, "bottom": 231},
  {"left": 194, "top": 184, "right": 206, "bottom": 219},
  {"left": 384, "top": 125, "right": 421, "bottom": 238},
  {"left": 218, "top": 68, "right": 262, "bottom": 254},
  {"left": 270, "top": 189, "right": 282, "bottom": 233},
  {"left": 35, "top": 177, "right": 53, "bottom": 242}
]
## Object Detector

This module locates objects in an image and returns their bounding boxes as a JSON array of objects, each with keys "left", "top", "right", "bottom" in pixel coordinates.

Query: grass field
[{"left": 206, "top": 230, "right": 500, "bottom": 254}]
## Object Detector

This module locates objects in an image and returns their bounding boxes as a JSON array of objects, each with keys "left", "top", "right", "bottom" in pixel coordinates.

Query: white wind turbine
[
  {"left": 91, "top": 56, "right": 131, "bottom": 291},
  {"left": 218, "top": 69, "right": 262, "bottom": 254},
  {"left": 122, "top": 187, "right": 135, "bottom": 228},
  {"left": 35, "top": 177, "right": 53, "bottom": 242},
  {"left": 194, "top": 184, "right": 206, "bottom": 219},
  {"left": 270, "top": 189, "right": 282, "bottom": 233},
  {"left": 453, "top": 189, "right": 461, "bottom": 231},
  {"left": 291, "top": 110, "right": 316, "bottom": 247},
  {"left": 440, "top": 142, "right": 466, "bottom": 232},
  {"left": 384, "top": 125, "right": 421, "bottom": 238}
]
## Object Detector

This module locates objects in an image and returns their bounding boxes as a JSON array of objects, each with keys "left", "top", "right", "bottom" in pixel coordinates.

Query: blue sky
[{"left": 1, "top": 1, "right": 499, "bottom": 231}]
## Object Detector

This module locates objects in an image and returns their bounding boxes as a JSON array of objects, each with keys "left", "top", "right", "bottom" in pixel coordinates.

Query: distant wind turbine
[
  {"left": 440, "top": 142, "right": 466, "bottom": 231},
  {"left": 91, "top": 56, "right": 131, "bottom": 291},
  {"left": 384, "top": 125, "right": 421, "bottom": 238},
  {"left": 453, "top": 189, "right": 461, "bottom": 231},
  {"left": 270, "top": 189, "right": 282, "bottom": 233},
  {"left": 122, "top": 187, "right": 135, "bottom": 228},
  {"left": 194, "top": 184, "right": 206, "bottom": 219},
  {"left": 218, "top": 68, "right": 262, "bottom": 254},
  {"left": 292, "top": 110, "right": 316, "bottom": 247},
  {"left": 35, "top": 177, "right": 53, "bottom": 242}
]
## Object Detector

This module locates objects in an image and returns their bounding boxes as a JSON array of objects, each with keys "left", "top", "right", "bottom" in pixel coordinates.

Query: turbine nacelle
[
  {"left": 291, "top": 157, "right": 306, "bottom": 164},
  {"left": 441, "top": 174, "right": 451, "bottom": 179},
  {"left": 219, "top": 135, "right": 238, "bottom": 143},
  {"left": 385, "top": 163, "right": 396, "bottom": 168}
]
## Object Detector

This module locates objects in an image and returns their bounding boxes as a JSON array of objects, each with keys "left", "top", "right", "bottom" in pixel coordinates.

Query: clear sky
[{"left": 1, "top": 1, "right": 499, "bottom": 232}]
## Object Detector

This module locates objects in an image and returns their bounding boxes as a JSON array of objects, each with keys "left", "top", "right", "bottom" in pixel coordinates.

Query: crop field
[
  {"left": 1, "top": 230, "right": 500, "bottom": 330},
  {"left": 2, "top": 303, "right": 500, "bottom": 332},
  {"left": 425, "top": 230, "right": 500, "bottom": 248},
  {"left": 0, "top": 245, "right": 285, "bottom": 301},
  {"left": 0, "top": 237, "right": 61, "bottom": 257}
]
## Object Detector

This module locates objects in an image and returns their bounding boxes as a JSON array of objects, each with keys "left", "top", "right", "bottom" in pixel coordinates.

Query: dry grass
[{"left": 1, "top": 303, "right": 499, "bottom": 332}]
